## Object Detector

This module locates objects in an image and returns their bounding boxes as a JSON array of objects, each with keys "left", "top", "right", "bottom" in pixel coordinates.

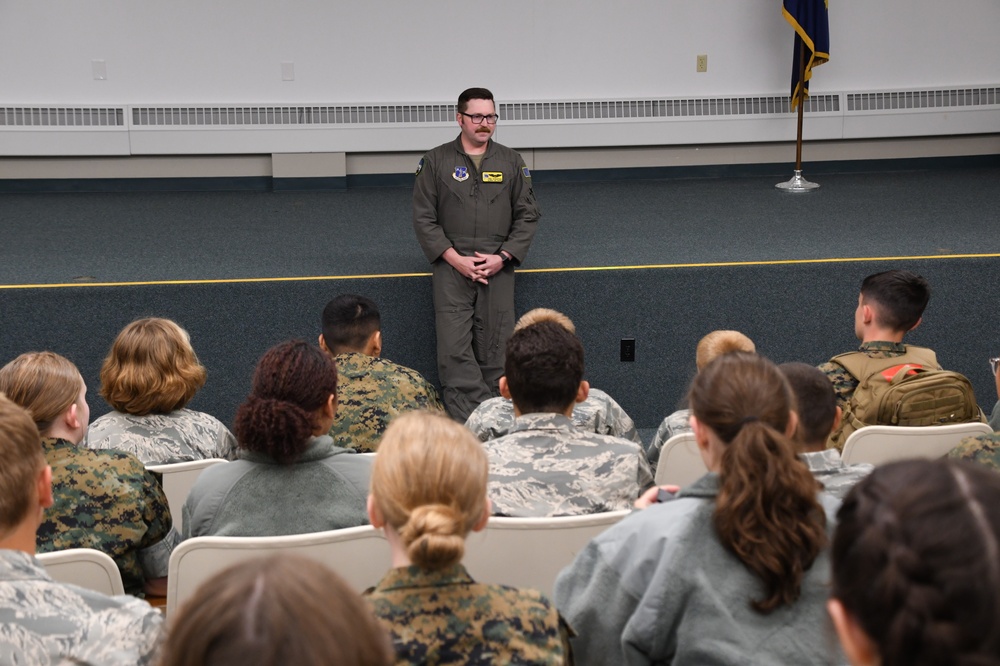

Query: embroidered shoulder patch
[
  {"left": 415, "top": 158, "right": 424, "bottom": 176},
  {"left": 482, "top": 171, "right": 504, "bottom": 183},
  {"left": 522, "top": 166, "right": 531, "bottom": 178}
]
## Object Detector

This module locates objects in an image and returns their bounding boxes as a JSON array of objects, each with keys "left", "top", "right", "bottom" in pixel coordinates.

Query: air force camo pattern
[
  {"left": 366, "top": 563, "right": 567, "bottom": 665},
  {"left": 330, "top": 352, "right": 445, "bottom": 453},
  {"left": 38, "top": 437, "right": 180, "bottom": 596},
  {"left": 85, "top": 408, "right": 238, "bottom": 465},
  {"left": 484, "top": 413, "right": 654, "bottom": 517},
  {"left": 800, "top": 449, "right": 873, "bottom": 500},
  {"left": 0, "top": 550, "right": 162, "bottom": 665},
  {"left": 465, "top": 388, "right": 640, "bottom": 444},
  {"left": 646, "top": 408, "right": 693, "bottom": 473}
]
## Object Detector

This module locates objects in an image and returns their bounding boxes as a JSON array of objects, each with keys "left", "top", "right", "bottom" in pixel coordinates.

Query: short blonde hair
[
  {"left": 0, "top": 352, "right": 83, "bottom": 434},
  {"left": 0, "top": 393, "right": 45, "bottom": 534},
  {"left": 370, "top": 411, "right": 488, "bottom": 571},
  {"left": 100, "top": 318, "right": 207, "bottom": 415},
  {"left": 514, "top": 308, "right": 576, "bottom": 334},
  {"left": 695, "top": 330, "right": 756, "bottom": 371}
]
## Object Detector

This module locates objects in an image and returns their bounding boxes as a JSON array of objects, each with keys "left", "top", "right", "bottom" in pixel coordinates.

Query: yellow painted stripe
[{"left": 1, "top": 253, "right": 998, "bottom": 290}]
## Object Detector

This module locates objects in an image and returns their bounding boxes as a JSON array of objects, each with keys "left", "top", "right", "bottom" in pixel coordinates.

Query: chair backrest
[
  {"left": 654, "top": 432, "right": 707, "bottom": 487},
  {"left": 166, "top": 525, "right": 389, "bottom": 616},
  {"left": 841, "top": 422, "right": 995, "bottom": 466},
  {"left": 462, "top": 510, "right": 630, "bottom": 597},
  {"left": 37, "top": 548, "right": 125, "bottom": 596},
  {"left": 147, "top": 458, "right": 228, "bottom": 532}
]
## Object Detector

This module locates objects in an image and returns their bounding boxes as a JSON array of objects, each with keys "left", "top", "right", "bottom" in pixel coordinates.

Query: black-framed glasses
[{"left": 460, "top": 112, "right": 499, "bottom": 125}]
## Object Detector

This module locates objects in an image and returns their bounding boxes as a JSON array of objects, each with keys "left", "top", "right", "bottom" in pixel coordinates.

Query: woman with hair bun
[
  {"left": 555, "top": 352, "right": 841, "bottom": 665},
  {"left": 182, "top": 339, "right": 371, "bottom": 538},
  {"left": 829, "top": 458, "right": 1000, "bottom": 666},
  {"left": 86, "top": 317, "right": 237, "bottom": 465},
  {"left": 365, "top": 410, "right": 569, "bottom": 665}
]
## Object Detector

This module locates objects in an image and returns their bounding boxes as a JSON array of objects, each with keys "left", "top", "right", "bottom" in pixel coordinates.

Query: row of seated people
[
  {"left": 2, "top": 270, "right": 999, "bottom": 593},
  {"left": 2, "top": 355, "right": 998, "bottom": 664}
]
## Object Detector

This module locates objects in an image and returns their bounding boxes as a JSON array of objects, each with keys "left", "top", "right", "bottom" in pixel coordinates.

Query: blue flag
[{"left": 782, "top": 0, "right": 830, "bottom": 108}]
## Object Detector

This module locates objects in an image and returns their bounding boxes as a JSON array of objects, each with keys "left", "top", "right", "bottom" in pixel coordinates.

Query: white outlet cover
[
  {"left": 92, "top": 60, "right": 107, "bottom": 81},
  {"left": 281, "top": 62, "right": 295, "bottom": 81}
]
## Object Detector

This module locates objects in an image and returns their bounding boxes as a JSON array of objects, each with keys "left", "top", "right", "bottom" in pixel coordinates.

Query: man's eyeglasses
[{"left": 460, "top": 112, "right": 499, "bottom": 125}]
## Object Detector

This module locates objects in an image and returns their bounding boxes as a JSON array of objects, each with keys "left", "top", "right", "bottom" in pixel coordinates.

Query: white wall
[{"left": 2, "top": 0, "right": 997, "bottom": 106}]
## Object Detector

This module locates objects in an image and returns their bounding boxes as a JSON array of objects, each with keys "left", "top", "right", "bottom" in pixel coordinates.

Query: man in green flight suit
[{"left": 412, "top": 87, "right": 540, "bottom": 421}]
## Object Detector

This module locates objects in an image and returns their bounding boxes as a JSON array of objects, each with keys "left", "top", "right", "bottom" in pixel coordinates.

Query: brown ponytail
[{"left": 689, "top": 352, "right": 826, "bottom": 613}]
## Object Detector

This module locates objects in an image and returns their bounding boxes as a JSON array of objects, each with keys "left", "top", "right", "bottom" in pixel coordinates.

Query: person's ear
[
  {"left": 367, "top": 495, "right": 385, "bottom": 528},
  {"left": 499, "top": 377, "right": 511, "bottom": 400},
  {"left": 325, "top": 393, "right": 337, "bottom": 419},
  {"left": 318, "top": 334, "right": 330, "bottom": 353},
  {"left": 36, "top": 465, "right": 54, "bottom": 510},
  {"left": 827, "top": 598, "right": 880, "bottom": 666},
  {"left": 471, "top": 498, "right": 492, "bottom": 533},
  {"left": 909, "top": 316, "right": 922, "bottom": 332},
  {"left": 691, "top": 415, "right": 709, "bottom": 452},
  {"left": 785, "top": 411, "right": 799, "bottom": 439},
  {"left": 366, "top": 331, "right": 382, "bottom": 357},
  {"left": 65, "top": 403, "right": 81, "bottom": 431},
  {"left": 575, "top": 380, "right": 590, "bottom": 404},
  {"left": 861, "top": 303, "right": 874, "bottom": 325},
  {"left": 831, "top": 406, "right": 843, "bottom": 435}
]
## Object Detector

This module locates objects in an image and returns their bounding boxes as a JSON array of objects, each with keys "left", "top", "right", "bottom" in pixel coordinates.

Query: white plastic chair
[
  {"left": 147, "top": 458, "right": 227, "bottom": 532},
  {"left": 463, "top": 510, "right": 630, "bottom": 597},
  {"left": 166, "top": 525, "right": 389, "bottom": 615},
  {"left": 841, "top": 422, "right": 994, "bottom": 466},
  {"left": 37, "top": 548, "right": 125, "bottom": 596},
  {"left": 654, "top": 432, "right": 708, "bottom": 487}
]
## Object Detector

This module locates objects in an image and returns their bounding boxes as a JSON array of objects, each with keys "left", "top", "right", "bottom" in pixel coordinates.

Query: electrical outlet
[
  {"left": 696, "top": 54, "right": 708, "bottom": 73},
  {"left": 620, "top": 338, "right": 636, "bottom": 362}
]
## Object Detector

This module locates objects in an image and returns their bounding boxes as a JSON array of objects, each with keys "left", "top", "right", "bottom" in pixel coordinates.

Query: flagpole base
[{"left": 775, "top": 170, "right": 819, "bottom": 192}]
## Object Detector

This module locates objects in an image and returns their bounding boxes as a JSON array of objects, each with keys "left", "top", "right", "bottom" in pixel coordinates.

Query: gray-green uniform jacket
[{"left": 413, "top": 136, "right": 539, "bottom": 265}]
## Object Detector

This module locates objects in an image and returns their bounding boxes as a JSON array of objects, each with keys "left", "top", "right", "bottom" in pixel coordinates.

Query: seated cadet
[
  {"left": 365, "top": 411, "right": 569, "bottom": 664},
  {"left": 86, "top": 317, "right": 238, "bottom": 465},
  {"left": 0, "top": 394, "right": 163, "bottom": 665},
  {"left": 484, "top": 320, "right": 653, "bottom": 517},
  {"left": 0, "top": 352, "right": 179, "bottom": 597},
  {"left": 160, "top": 555, "right": 393, "bottom": 666},
  {"left": 465, "top": 308, "right": 640, "bottom": 445},
  {"left": 780, "top": 362, "right": 873, "bottom": 499},
  {"left": 647, "top": 330, "right": 756, "bottom": 472},
  {"left": 319, "top": 294, "right": 444, "bottom": 452}
]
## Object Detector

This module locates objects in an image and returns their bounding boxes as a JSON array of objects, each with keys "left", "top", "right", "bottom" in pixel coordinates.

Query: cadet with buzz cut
[
  {"left": 0, "top": 393, "right": 163, "bottom": 665},
  {"left": 484, "top": 320, "right": 653, "bottom": 517},
  {"left": 465, "top": 308, "right": 640, "bottom": 444},
  {"left": 319, "top": 294, "right": 444, "bottom": 453}
]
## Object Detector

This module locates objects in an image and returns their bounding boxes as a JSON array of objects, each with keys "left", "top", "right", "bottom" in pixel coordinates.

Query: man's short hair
[
  {"left": 457, "top": 87, "right": 494, "bottom": 114},
  {"left": 779, "top": 362, "right": 838, "bottom": 449},
  {"left": 504, "top": 321, "right": 584, "bottom": 414},
  {"left": 695, "top": 330, "right": 756, "bottom": 371},
  {"left": 514, "top": 308, "right": 576, "bottom": 334},
  {"left": 100, "top": 317, "right": 207, "bottom": 415},
  {"left": 0, "top": 393, "right": 45, "bottom": 534},
  {"left": 321, "top": 295, "right": 381, "bottom": 353},
  {"left": 860, "top": 270, "right": 930, "bottom": 332}
]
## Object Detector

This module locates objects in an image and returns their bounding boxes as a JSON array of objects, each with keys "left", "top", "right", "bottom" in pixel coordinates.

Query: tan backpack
[{"left": 828, "top": 345, "right": 983, "bottom": 450}]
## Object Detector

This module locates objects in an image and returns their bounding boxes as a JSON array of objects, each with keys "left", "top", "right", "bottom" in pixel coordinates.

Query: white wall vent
[
  {"left": 0, "top": 107, "right": 125, "bottom": 127},
  {"left": 502, "top": 95, "right": 838, "bottom": 121},
  {"left": 847, "top": 87, "right": 999, "bottom": 111}
]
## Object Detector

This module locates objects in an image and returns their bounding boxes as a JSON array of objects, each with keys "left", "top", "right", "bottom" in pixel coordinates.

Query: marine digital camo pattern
[
  {"left": 484, "top": 413, "right": 654, "bottom": 517},
  {"left": 464, "top": 388, "right": 640, "bottom": 444},
  {"left": 366, "top": 564, "right": 567, "bottom": 666},
  {"left": 37, "top": 438, "right": 179, "bottom": 596},
  {"left": 85, "top": 408, "right": 238, "bottom": 465},
  {"left": 949, "top": 432, "right": 1000, "bottom": 472},
  {"left": 329, "top": 352, "right": 445, "bottom": 453},
  {"left": 0, "top": 550, "right": 162, "bottom": 666},
  {"left": 817, "top": 341, "right": 912, "bottom": 408}
]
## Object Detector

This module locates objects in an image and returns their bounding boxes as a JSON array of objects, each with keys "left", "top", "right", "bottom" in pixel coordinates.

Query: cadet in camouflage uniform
[
  {"left": 0, "top": 394, "right": 163, "bottom": 666},
  {"left": 85, "top": 408, "right": 238, "bottom": 464},
  {"left": 367, "top": 411, "right": 568, "bottom": 665},
  {"left": 647, "top": 330, "right": 756, "bottom": 473},
  {"left": 320, "top": 294, "right": 444, "bottom": 452},
  {"left": 486, "top": 321, "right": 653, "bottom": 517},
  {"left": 781, "top": 362, "right": 872, "bottom": 499},
  {"left": 86, "top": 316, "right": 238, "bottom": 465},
  {"left": 465, "top": 388, "right": 640, "bottom": 444},
  {"left": 0, "top": 351, "right": 179, "bottom": 597},
  {"left": 948, "top": 432, "right": 1000, "bottom": 472}
]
